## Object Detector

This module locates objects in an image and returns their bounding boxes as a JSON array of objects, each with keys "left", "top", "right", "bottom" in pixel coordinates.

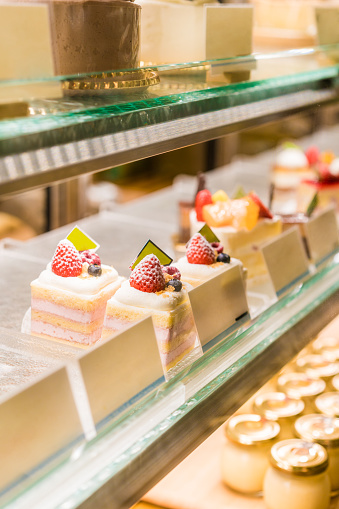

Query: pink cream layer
[
  {"left": 104, "top": 315, "right": 195, "bottom": 349},
  {"left": 31, "top": 298, "right": 107, "bottom": 323},
  {"left": 31, "top": 320, "right": 102, "bottom": 345},
  {"left": 159, "top": 330, "right": 197, "bottom": 367}
]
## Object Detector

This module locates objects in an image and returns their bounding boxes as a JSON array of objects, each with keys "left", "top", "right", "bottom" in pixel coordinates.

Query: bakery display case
[{"left": 2, "top": 44, "right": 339, "bottom": 509}]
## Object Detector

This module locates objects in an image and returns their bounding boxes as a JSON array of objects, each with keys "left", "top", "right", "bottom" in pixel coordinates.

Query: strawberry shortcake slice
[
  {"left": 103, "top": 254, "right": 199, "bottom": 372},
  {"left": 173, "top": 233, "right": 243, "bottom": 287},
  {"left": 31, "top": 239, "right": 124, "bottom": 346}
]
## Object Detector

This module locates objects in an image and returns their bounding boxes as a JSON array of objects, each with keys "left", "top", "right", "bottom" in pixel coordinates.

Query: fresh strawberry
[
  {"left": 195, "top": 189, "right": 213, "bottom": 221},
  {"left": 80, "top": 250, "right": 101, "bottom": 266},
  {"left": 305, "top": 146, "right": 320, "bottom": 166},
  {"left": 162, "top": 265, "right": 181, "bottom": 280},
  {"left": 130, "top": 254, "right": 166, "bottom": 293},
  {"left": 51, "top": 240, "right": 83, "bottom": 277},
  {"left": 186, "top": 233, "right": 216, "bottom": 265},
  {"left": 248, "top": 192, "right": 273, "bottom": 219}
]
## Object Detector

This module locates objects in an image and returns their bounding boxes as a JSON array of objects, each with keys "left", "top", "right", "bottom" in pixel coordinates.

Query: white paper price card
[
  {"left": 261, "top": 227, "right": 310, "bottom": 296},
  {"left": 0, "top": 3, "right": 62, "bottom": 102},
  {"left": 188, "top": 263, "right": 249, "bottom": 347},
  {"left": 303, "top": 207, "right": 339, "bottom": 265},
  {"left": 0, "top": 367, "right": 83, "bottom": 493},
  {"left": 78, "top": 316, "right": 164, "bottom": 427}
]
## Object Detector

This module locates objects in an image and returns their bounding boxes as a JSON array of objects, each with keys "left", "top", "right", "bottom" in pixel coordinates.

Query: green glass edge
[
  {"left": 0, "top": 64, "right": 338, "bottom": 156},
  {"left": 3, "top": 254, "right": 339, "bottom": 508}
]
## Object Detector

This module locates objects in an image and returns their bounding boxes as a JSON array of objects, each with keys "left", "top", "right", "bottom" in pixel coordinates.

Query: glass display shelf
[
  {"left": 1, "top": 45, "right": 339, "bottom": 195},
  {"left": 1, "top": 249, "right": 339, "bottom": 509}
]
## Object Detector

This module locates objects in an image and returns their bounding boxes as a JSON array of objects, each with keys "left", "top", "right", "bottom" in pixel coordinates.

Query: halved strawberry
[
  {"left": 195, "top": 189, "right": 213, "bottom": 222},
  {"left": 130, "top": 254, "right": 166, "bottom": 293},
  {"left": 186, "top": 233, "right": 216, "bottom": 265},
  {"left": 51, "top": 240, "right": 83, "bottom": 277},
  {"left": 248, "top": 192, "right": 273, "bottom": 219}
]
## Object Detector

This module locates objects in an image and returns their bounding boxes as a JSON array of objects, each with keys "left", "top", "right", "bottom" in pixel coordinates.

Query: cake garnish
[
  {"left": 305, "top": 146, "right": 320, "bottom": 167},
  {"left": 248, "top": 192, "right": 273, "bottom": 219},
  {"left": 80, "top": 250, "right": 101, "bottom": 266},
  {"left": 130, "top": 239, "right": 172, "bottom": 271},
  {"left": 162, "top": 265, "right": 181, "bottom": 280},
  {"left": 306, "top": 192, "right": 319, "bottom": 218},
  {"left": 130, "top": 254, "right": 166, "bottom": 293},
  {"left": 210, "top": 241, "right": 223, "bottom": 254},
  {"left": 51, "top": 239, "right": 83, "bottom": 277},
  {"left": 66, "top": 225, "right": 99, "bottom": 252},
  {"left": 195, "top": 189, "right": 213, "bottom": 221},
  {"left": 216, "top": 253, "right": 231, "bottom": 264},
  {"left": 168, "top": 279, "right": 183, "bottom": 292},
  {"left": 186, "top": 233, "right": 215, "bottom": 265},
  {"left": 88, "top": 264, "right": 102, "bottom": 277}
]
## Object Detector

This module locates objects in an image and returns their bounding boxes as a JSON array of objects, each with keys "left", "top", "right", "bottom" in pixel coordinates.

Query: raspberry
[
  {"left": 305, "top": 146, "right": 320, "bottom": 166},
  {"left": 195, "top": 189, "right": 213, "bottom": 221},
  {"left": 51, "top": 240, "right": 83, "bottom": 277},
  {"left": 80, "top": 250, "right": 101, "bottom": 266},
  {"left": 210, "top": 242, "right": 224, "bottom": 254},
  {"left": 186, "top": 233, "right": 216, "bottom": 265},
  {"left": 130, "top": 254, "right": 166, "bottom": 293},
  {"left": 162, "top": 265, "right": 181, "bottom": 280}
]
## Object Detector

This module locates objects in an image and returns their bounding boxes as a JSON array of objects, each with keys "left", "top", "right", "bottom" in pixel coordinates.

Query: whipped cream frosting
[
  {"left": 35, "top": 263, "right": 119, "bottom": 295},
  {"left": 114, "top": 280, "right": 187, "bottom": 311},
  {"left": 175, "top": 257, "right": 235, "bottom": 278},
  {"left": 275, "top": 148, "right": 308, "bottom": 168}
]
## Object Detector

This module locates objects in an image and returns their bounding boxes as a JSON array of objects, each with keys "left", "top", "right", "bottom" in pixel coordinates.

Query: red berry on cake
[
  {"left": 305, "top": 146, "right": 320, "bottom": 166},
  {"left": 130, "top": 254, "right": 166, "bottom": 293},
  {"left": 162, "top": 265, "right": 181, "bottom": 280},
  {"left": 80, "top": 250, "right": 101, "bottom": 266},
  {"left": 187, "top": 233, "right": 216, "bottom": 265},
  {"left": 195, "top": 189, "right": 213, "bottom": 221},
  {"left": 248, "top": 192, "right": 273, "bottom": 219},
  {"left": 51, "top": 240, "right": 83, "bottom": 277}
]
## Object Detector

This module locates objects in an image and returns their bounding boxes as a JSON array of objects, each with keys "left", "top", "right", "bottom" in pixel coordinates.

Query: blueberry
[
  {"left": 168, "top": 279, "right": 182, "bottom": 292},
  {"left": 217, "top": 253, "right": 231, "bottom": 263},
  {"left": 88, "top": 264, "right": 102, "bottom": 277}
]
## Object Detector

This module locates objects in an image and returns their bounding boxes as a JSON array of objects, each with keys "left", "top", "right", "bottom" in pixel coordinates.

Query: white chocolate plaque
[
  {"left": 188, "top": 263, "right": 249, "bottom": 347},
  {"left": 261, "top": 227, "right": 310, "bottom": 296},
  {"left": 78, "top": 316, "right": 164, "bottom": 427}
]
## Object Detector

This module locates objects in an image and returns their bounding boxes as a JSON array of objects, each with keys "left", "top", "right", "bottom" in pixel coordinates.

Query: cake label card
[
  {"left": 78, "top": 316, "right": 164, "bottom": 427},
  {"left": 0, "top": 3, "right": 62, "bottom": 103},
  {"left": 303, "top": 207, "right": 339, "bottom": 266},
  {"left": 0, "top": 367, "right": 83, "bottom": 493},
  {"left": 130, "top": 240, "right": 172, "bottom": 270},
  {"left": 261, "top": 227, "right": 310, "bottom": 296},
  {"left": 205, "top": 5, "right": 255, "bottom": 76},
  {"left": 188, "top": 263, "right": 249, "bottom": 347},
  {"left": 66, "top": 226, "right": 100, "bottom": 252},
  {"left": 198, "top": 224, "right": 220, "bottom": 244}
]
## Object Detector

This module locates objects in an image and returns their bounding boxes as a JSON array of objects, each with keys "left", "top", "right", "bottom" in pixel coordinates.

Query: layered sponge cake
[
  {"left": 174, "top": 232, "right": 243, "bottom": 287},
  {"left": 31, "top": 239, "right": 124, "bottom": 345},
  {"left": 103, "top": 254, "right": 199, "bottom": 372}
]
